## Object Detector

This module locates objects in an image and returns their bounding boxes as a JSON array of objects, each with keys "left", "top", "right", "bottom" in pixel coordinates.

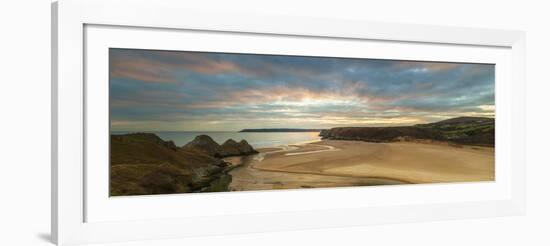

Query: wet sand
[{"left": 228, "top": 140, "right": 494, "bottom": 191}]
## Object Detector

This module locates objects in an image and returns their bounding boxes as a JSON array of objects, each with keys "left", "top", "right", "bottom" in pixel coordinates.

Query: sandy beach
[{"left": 228, "top": 140, "right": 494, "bottom": 191}]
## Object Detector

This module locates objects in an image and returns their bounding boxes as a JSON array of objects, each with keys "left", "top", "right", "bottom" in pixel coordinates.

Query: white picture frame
[{"left": 52, "top": 0, "right": 526, "bottom": 245}]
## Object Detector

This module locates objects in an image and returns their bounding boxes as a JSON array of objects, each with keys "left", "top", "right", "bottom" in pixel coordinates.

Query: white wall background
[{"left": 0, "top": 0, "right": 548, "bottom": 245}]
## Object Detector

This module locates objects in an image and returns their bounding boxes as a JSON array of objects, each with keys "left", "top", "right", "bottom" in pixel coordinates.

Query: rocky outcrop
[
  {"left": 182, "top": 135, "right": 222, "bottom": 157},
  {"left": 237, "top": 140, "right": 257, "bottom": 154},
  {"left": 220, "top": 139, "right": 258, "bottom": 156},
  {"left": 318, "top": 129, "right": 331, "bottom": 138},
  {"left": 183, "top": 135, "right": 258, "bottom": 158}
]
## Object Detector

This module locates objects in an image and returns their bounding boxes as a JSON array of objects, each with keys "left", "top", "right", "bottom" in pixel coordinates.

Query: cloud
[
  {"left": 110, "top": 50, "right": 178, "bottom": 83},
  {"left": 109, "top": 48, "right": 495, "bottom": 131},
  {"left": 395, "top": 61, "right": 461, "bottom": 72},
  {"left": 110, "top": 49, "right": 247, "bottom": 83}
]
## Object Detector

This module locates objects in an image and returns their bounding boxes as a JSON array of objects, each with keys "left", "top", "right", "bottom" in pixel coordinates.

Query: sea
[{"left": 111, "top": 131, "right": 322, "bottom": 149}]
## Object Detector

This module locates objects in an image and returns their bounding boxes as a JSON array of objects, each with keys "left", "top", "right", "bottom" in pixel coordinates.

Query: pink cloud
[
  {"left": 110, "top": 51, "right": 245, "bottom": 83},
  {"left": 110, "top": 54, "right": 179, "bottom": 83},
  {"left": 110, "top": 49, "right": 333, "bottom": 84}
]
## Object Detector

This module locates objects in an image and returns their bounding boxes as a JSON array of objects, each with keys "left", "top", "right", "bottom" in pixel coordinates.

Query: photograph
[{"left": 109, "top": 48, "right": 495, "bottom": 196}]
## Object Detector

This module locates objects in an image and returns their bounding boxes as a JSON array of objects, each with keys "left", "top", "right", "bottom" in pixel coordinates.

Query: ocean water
[{"left": 112, "top": 131, "right": 322, "bottom": 149}]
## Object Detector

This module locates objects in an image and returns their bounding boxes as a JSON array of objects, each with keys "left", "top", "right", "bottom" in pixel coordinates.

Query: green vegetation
[
  {"left": 320, "top": 117, "right": 494, "bottom": 146},
  {"left": 110, "top": 164, "right": 193, "bottom": 196},
  {"left": 110, "top": 133, "right": 258, "bottom": 196},
  {"left": 202, "top": 174, "right": 233, "bottom": 192},
  {"left": 416, "top": 117, "right": 494, "bottom": 146}
]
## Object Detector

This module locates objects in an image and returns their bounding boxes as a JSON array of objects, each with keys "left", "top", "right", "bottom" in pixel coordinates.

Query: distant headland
[{"left": 239, "top": 128, "right": 324, "bottom": 133}]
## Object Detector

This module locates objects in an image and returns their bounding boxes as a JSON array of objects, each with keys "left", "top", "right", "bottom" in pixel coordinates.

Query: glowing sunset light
[{"left": 110, "top": 48, "right": 494, "bottom": 131}]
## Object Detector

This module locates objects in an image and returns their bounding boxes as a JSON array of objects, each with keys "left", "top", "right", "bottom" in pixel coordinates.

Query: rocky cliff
[
  {"left": 182, "top": 135, "right": 222, "bottom": 157},
  {"left": 220, "top": 139, "right": 258, "bottom": 156},
  {"left": 183, "top": 135, "right": 258, "bottom": 157}
]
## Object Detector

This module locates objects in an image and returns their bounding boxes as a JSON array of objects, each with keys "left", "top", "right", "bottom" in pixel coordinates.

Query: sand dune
[{"left": 229, "top": 140, "right": 494, "bottom": 191}]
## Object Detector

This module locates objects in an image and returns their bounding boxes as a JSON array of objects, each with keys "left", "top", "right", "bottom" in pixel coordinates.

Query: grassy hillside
[
  {"left": 110, "top": 133, "right": 229, "bottom": 196},
  {"left": 320, "top": 117, "right": 494, "bottom": 146},
  {"left": 415, "top": 117, "right": 494, "bottom": 146}
]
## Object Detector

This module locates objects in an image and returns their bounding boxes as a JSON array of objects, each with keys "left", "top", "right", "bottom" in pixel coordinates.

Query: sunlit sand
[{"left": 229, "top": 140, "right": 494, "bottom": 191}]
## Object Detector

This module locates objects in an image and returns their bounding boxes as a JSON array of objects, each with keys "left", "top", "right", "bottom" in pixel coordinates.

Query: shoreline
[
  {"left": 110, "top": 116, "right": 495, "bottom": 195},
  {"left": 253, "top": 137, "right": 494, "bottom": 153},
  {"left": 227, "top": 139, "right": 494, "bottom": 191}
]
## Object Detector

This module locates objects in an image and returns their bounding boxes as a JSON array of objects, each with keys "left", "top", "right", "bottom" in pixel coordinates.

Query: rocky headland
[
  {"left": 110, "top": 133, "right": 257, "bottom": 196},
  {"left": 319, "top": 117, "right": 494, "bottom": 147}
]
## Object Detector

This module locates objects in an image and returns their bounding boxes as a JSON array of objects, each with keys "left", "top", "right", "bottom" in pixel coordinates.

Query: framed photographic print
[
  {"left": 108, "top": 48, "right": 496, "bottom": 195},
  {"left": 52, "top": 0, "right": 526, "bottom": 245}
]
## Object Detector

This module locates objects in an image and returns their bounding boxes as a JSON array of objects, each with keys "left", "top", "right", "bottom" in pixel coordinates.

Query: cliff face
[
  {"left": 319, "top": 117, "right": 494, "bottom": 147},
  {"left": 183, "top": 135, "right": 257, "bottom": 158},
  {"left": 110, "top": 133, "right": 258, "bottom": 196},
  {"left": 220, "top": 139, "right": 258, "bottom": 156},
  {"left": 183, "top": 135, "right": 222, "bottom": 157}
]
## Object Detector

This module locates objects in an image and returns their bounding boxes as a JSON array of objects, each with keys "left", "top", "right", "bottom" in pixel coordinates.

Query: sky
[{"left": 110, "top": 48, "right": 495, "bottom": 132}]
